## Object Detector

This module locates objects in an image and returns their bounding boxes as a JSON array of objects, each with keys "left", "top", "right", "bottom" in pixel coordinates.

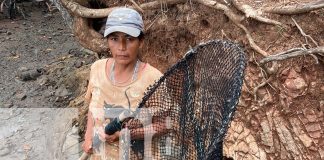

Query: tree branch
[{"left": 263, "top": 0, "right": 324, "bottom": 15}]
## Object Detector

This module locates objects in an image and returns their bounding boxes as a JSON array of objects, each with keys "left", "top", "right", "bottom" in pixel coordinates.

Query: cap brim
[{"left": 104, "top": 26, "right": 141, "bottom": 37}]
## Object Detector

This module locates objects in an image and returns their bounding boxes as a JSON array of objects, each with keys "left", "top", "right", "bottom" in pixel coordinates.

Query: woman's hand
[
  {"left": 98, "top": 128, "right": 120, "bottom": 143},
  {"left": 106, "top": 131, "right": 120, "bottom": 143}
]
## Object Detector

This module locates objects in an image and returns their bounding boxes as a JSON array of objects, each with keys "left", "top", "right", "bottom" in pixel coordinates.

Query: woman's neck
[
  {"left": 109, "top": 58, "right": 140, "bottom": 85},
  {"left": 113, "top": 59, "right": 138, "bottom": 74}
]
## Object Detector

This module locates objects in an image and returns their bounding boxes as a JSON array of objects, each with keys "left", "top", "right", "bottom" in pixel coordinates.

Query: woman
[{"left": 81, "top": 8, "right": 163, "bottom": 160}]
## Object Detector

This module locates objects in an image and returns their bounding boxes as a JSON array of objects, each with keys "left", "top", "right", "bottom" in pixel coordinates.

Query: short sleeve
[
  {"left": 84, "top": 81, "right": 93, "bottom": 104},
  {"left": 84, "top": 63, "right": 96, "bottom": 104}
]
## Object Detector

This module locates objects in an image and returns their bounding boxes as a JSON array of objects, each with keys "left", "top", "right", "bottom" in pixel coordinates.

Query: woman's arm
[
  {"left": 82, "top": 111, "right": 94, "bottom": 153},
  {"left": 126, "top": 111, "right": 171, "bottom": 140}
]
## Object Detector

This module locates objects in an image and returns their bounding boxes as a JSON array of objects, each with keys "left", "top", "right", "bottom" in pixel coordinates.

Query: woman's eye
[
  {"left": 126, "top": 37, "right": 135, "bottom": 41},
  {"left": 110, "top": 37, "right": 118, "bottom": 41}
]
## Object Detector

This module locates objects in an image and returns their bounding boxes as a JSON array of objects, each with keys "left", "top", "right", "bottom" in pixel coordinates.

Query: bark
[
  {"left": 73, "top": 16, "right": 108, "bottom": 53},
  {"left": 263, "top": 0, "right": 324, "bottom": 15}
]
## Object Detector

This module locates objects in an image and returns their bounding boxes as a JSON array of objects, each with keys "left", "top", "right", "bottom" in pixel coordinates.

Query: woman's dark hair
[
  {"left": 106, "top": 32, "right": 144, "bottom": 40},
  {"left": 138, "top": 32, "right": 145, "bottom": 41}
]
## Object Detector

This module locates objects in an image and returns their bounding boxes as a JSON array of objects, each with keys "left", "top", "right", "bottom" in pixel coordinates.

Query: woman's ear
[
  {"left": 107, "top": 48, "right": 112, "bottom": 56},
  {"left": 139, "top": 39, "right": 144, "bottom": 49}
]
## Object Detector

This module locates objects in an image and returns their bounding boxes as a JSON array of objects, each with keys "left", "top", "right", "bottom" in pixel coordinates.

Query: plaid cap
[{"left": 104, "top": 8, "right": 144, "bottom": 37}]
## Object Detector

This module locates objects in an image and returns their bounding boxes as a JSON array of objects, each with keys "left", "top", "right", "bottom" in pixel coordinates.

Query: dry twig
[{"left": 263, "top": 0, "right": 324, "bottom": 15}]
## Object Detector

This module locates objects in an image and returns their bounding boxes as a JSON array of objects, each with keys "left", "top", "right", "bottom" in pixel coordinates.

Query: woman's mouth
[{"left": 116, "top": 55, "right": 130, "bottom": 60}]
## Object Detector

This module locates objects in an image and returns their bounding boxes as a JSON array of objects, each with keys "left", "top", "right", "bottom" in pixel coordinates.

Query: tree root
[
  {"left": 73, "top": 16, "right": 108, "bottom": 53},
  {"left": 62, "top": 0, "right": 323, "bottom": 60},
  {"left": 61, "top": 0, "right": 270, "bottom": 56},
  {"left": 60, "top": 0, "right": 186, "bottom": 18},
  {"left": 60, "top": 0, "right": 115, "bottom": 18},
  {"left": 263, "top": 0, "right": 324, "bottom": 15},
  {"left": 231, "top": 0, "right": 283, "bottom": 26},
  {"left": 0, "top": 1, "right": 4, "bottom": 13},
  {"left": 259, "top": 46, "right": 324, "bottom": 65},
  {"left": 61, "top": 0, "right": 275, "bottom": 56},
  {"left": 45, "top": 2, "right": 59, "bottom": 12},
  {"left": 129, "top": 0, "right": 144, "bottom": 13},
  {"left": 291, "top": 17, "right": 318, "bottom": 47},
  {"left": 253, "top": 76, "right": 274, "bottom": 101},
  {"left": 195, "top": 0, "right": 268, "bottom": 56}
]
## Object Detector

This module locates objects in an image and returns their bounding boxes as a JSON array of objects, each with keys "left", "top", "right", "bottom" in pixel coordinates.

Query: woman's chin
[{"left": 114, "top": 58, "right": 132, "bottom": 65}]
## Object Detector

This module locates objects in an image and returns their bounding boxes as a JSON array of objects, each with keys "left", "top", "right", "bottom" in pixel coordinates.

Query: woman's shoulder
[
  {"left": 143, "top": 63, "right": 163, "bottom": 77},
  {"left": 90, "top": 58, "right": 108, "bottom": 70}
]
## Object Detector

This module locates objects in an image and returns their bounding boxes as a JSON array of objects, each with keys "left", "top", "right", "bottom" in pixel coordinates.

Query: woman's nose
[{"left": 118, "top": 38, "right": 127, "bottom": 51}]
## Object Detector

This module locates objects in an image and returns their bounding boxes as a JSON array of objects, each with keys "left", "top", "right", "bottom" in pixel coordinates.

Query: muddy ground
[{"left": 0, "top": 3, "right": 96, "bottom": 159}]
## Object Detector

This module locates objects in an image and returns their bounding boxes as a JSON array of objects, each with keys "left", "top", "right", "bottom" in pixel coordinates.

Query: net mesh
[{"left": 123, "top": 40, "right": 246, "bottom": 160}]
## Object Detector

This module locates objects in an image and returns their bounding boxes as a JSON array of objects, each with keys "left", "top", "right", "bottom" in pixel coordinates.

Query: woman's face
[{"left": 107, "top": 32, "right": 143, "bottom": 65}]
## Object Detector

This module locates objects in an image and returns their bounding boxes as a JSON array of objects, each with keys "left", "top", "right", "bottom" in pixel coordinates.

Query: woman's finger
[{"left": 98, "top": 128, "right": 107, "bottom": 141}]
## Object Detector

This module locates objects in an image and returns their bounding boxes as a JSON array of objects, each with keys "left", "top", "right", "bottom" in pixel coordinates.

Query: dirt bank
[{"left": 1, "top": 0, "right": 324, "bottom": 159}]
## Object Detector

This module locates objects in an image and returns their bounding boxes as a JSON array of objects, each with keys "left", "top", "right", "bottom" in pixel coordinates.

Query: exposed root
[
  {"left": 60, "top": 0, "right": 185, "bottom": 18},
  {"left": 60, "top": 0, "right": 115, "bottom": 18},
  {"left": 259, "top": 46, "right": 324, "bottom": 65},
  {"left": 73, "top": 16, "right": 108, "bottom": 53},
  {"left": 45, "top": 2, "right": 59, "bottom": 12},
  {"left": 16, "top": 6, "right": 26, "bottom": 19},
  {"left": 61, "top": 0, "right": 269, "bottom": 56},
  {"left": 0, "top": 1, "right": 5, "bottom": 13},
  {"left": 140, "top": 0, "right": 186, "bottom": 10},
  {"left": 253, "top": 76, "right": 274, "bottom": 101},
  {"left": 291, "top": 17, "right": 318, "bottom": 47},
  {"left": 146, "top": 13, "right": 162, "bottom": 31},
  {"left": 129, "top": 0, "right": 144, "bottom": 13},
  {"left": 291, "top": 17, "right": 321, "bottom": 64},
  {"left": 264, "top": 61, "right": 279, "bottom": 75},
  {"left": 231, "top": 0, "right": 283, "bottom": 26},
  {"left": 309, "top": 54, "right": 319, "bottom": 64},
  {"left": 237, "top": 23, "right": 268, "bottom": 56},
  {"left": 221, "top": 29, "right": 231, "bottom": 40},
  {"left": 195, "top": 0, "right": 268, "bottom": 56},
  {"left": 263, "top": 0, "right": 324, "bottom": 15}
]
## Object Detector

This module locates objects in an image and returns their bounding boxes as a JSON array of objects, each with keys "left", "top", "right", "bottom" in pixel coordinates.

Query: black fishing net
[{"left": 107, "top": 40, "right": 246, "bottom": 160}]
